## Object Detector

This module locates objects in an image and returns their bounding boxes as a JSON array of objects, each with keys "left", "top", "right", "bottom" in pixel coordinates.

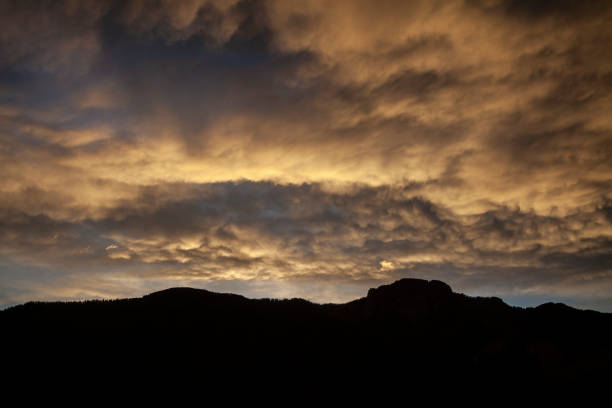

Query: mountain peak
[
  {"left": 367, "top": 278, "right": 452, "bottom": 299},
  {"left": 142, "top": 286, "right": 249, "bottom": 306},
  {"left": 144, "top": 287, "right": 215, "bottom": 298},
  {"left": 363, "top": 278, "right": 454, "bottom": 318}
]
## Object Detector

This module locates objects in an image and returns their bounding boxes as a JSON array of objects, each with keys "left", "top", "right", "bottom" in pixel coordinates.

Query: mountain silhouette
[{"left": 2, "top": 278, "right": 611, "bottom": 388}]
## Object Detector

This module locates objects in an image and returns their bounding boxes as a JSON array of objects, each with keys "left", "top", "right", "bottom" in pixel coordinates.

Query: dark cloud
[
  {"left": 0, "top": 0, "right": 610, "bottom": 308},
  {"left": 485, "top": 0, "right": 612, "bottom": 20},
  {"left": 2, "top": 181, "right": 610, "bottom": 309}
]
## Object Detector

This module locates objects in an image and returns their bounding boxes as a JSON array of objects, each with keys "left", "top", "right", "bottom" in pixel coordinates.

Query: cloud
[
  {"left": 0, "top": 1, "right": 611, "bottom": 309},
  {"left": 1, "top": 181, "right": 610, "bottom": 309}
]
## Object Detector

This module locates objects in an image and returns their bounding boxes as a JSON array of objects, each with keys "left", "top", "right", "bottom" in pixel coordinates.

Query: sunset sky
[{"left": 1, "top": 0, "right": 611, "bottom": 310}]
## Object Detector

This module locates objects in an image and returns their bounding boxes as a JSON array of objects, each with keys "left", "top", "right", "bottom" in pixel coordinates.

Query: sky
[{"left": 1, "top": 0, "right": 611, "bottom": 311}]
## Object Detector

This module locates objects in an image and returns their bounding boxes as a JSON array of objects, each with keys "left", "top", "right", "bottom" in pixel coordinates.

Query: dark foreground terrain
[{"left": 2, "top": 278, "right": 611, "bottom": 389}]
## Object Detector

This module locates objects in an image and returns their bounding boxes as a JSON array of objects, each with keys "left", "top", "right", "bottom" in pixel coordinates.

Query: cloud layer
[{"left": 1, "top": 0, "right": 611, "bottom": 309}]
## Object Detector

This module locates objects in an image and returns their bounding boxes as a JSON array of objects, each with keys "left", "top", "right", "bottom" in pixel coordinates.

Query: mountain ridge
[
  {"left": 2, "top": 278, "right": 611, "bottom": 384},
  {"left": 4, "top": 278, "right": 601, "bottom": 313}
]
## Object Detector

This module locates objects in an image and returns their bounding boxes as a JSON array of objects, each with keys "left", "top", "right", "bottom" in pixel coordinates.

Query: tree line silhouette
[{"left": 2, "top": 278, "right": 611, "bottom": 388}]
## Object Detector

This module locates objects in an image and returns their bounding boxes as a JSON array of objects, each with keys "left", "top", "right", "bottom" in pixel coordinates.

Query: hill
[{"left": 2, "top": 278, "right": 611, "bottom": 387}]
